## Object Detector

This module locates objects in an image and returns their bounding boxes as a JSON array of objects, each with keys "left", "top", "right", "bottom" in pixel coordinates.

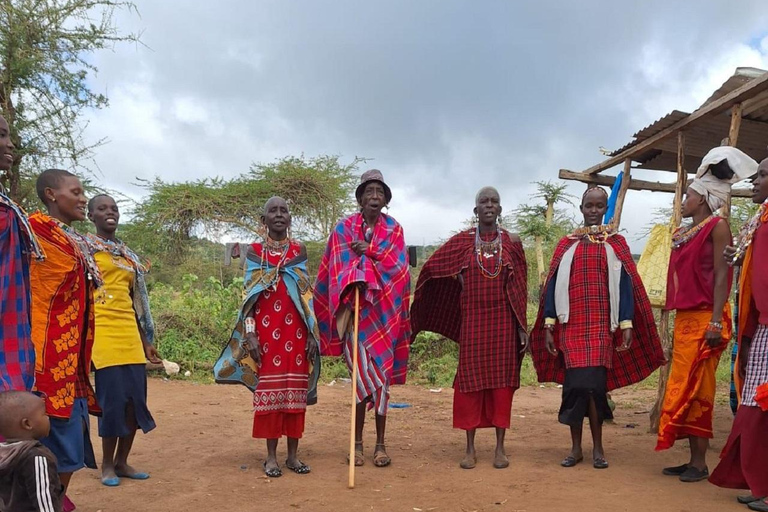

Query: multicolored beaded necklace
[
  {"left": 475, "top": 226, "right": 502, "bottom": 279},
  {"left": 568, "top": 224, "right": 615, "bottom": 244},
  {"left": 258, "top": 234, "right": 290, "bottom": 291},
  {"left": 731, "top": 198, "right": 768, "bottom": 264},
  {"left": 671, "top": 215, "right": 715, "bottom": 249}
]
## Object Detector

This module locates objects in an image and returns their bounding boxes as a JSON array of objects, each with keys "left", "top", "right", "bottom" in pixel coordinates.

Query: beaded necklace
[
  {"left": 568, "top": 224, "right": 615, "bottom": 244},
  {"left": 257, "top": 234, "right": 290, "bottom": 291},
  {"left": 732, "top": 198, "right": 768, "bottom": 264},
  {"left": 671, "top": 215, "right": 715, "bottom": 249},
  {"left": 474, "top": 226, "right": 503, "bottom": 279}
]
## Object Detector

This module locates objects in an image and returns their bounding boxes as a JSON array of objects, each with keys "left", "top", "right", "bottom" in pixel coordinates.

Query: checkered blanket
[{"left": 314, "top": 213, "right": 411, "bottom": 385}]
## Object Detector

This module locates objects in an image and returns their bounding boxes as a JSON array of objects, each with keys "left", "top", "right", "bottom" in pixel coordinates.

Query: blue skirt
[
  {"left": 40, "top": 397, "right": 97, "bottom": 473},
  {"left": 95, "top": 364, "right": 156, "bottom": 438}
]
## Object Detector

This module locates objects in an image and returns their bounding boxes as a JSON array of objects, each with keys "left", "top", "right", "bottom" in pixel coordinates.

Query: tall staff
[{"left": 348, "top": 288, "right": 360, "bottom": 488}]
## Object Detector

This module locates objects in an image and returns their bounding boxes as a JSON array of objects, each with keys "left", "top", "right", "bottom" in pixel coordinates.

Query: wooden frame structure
[{"left": 559, "top": 67, "right": 768, "bottom": 430}]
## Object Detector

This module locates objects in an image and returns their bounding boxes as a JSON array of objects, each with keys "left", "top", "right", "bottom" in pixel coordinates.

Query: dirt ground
[{"left": 68, "top": 379, "right": 745, "bottom": 512}]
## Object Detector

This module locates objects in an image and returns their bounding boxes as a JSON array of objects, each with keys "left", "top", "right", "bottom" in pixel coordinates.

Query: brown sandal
[
  {"left": 373, "top": 443, "right": 391, "bottom": 467},
  {"left": 346, "top": 441, "right": 365, "bottom": 466}
]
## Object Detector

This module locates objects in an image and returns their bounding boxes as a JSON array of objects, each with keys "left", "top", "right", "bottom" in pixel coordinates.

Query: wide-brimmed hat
[{"left": 355, "top": 169, "right": 392, "bottom": 204}]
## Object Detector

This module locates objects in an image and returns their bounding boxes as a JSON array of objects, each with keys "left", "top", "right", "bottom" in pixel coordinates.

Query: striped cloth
[
  {"left": 530, "top": 233, "right": 665, "bottom": 390},
  {"left": 314, "top": 212, "right": 411, "bottom": 414},
  {"left": 742, "top": 324, "right": 768, "bottom": 407},
  {"left": 0, "top": 194, "right": 44, "bottom": 392}
]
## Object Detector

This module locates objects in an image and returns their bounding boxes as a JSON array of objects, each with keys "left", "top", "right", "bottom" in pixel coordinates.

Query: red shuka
[
  {"left": 530, "top": 233, "right": 665, "bottom": 391},
  {"left": 411, "top": 229, "right": 528, "bottom": 392}
]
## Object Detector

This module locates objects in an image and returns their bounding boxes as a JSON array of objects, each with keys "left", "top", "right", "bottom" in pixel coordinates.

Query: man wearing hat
[{"left": 314, "top": 169, "right": 411, "bottom": 468}]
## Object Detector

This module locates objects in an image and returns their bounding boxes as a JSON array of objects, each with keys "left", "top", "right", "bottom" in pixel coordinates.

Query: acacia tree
[
  {"left": 130, "top": 154, "right": 364, "bottom": 259},
  {"left": 513, "top": 181, "right": 575, "bottom": 288},
  {"left": 0, "top": 0, "right": 139, "bottom": 202}
]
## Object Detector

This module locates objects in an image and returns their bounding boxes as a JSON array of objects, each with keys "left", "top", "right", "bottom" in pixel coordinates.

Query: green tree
[
  {"left": 512, "top": 181, "right": 575, "bottom": 288},
  {"left": 130, "top": 154, "right": 363, "bottom": 263},
  {"left": 0, "top": 0, "right": 139, "bottom": 203}
]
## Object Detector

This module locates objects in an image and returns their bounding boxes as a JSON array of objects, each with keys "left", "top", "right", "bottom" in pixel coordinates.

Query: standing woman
[
  {"left": 214, "top": 196, "right": 320, "bottom": 478},
  {"left": 85, "top": 194, "right": 161, "bottom": 487},
  {"left": 656, "top": 147, "right": 756, "bottom": 483},
  {"left": 314, "top": 169, "right": 411, "bottom": 468},
  {"left": 530, "top": 187, "right": 664, "bottom": 469},
  {"left": 710, "top": 157, "right": 768, "bottom": 509},
  {"left": 29, "top": 169, "right": 103, "bottom": 510},
  {"left": 411, "top": 187, "right": 528, "bottom": 469},
  {"left": 0, "top": 114, "right": 44, "bottom": 393}
]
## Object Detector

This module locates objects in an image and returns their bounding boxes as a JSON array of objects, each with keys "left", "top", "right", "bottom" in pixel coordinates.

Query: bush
[{"left": 151, "top": 274, "right": 241, "bottom": 370}]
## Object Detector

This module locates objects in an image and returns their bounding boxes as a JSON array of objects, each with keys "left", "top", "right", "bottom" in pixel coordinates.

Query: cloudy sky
[{"left": 82, "top": 0, "right": 768, "bottom": 251}]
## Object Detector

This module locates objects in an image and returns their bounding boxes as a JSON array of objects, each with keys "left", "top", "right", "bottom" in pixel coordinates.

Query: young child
[{"left": 0, "top": 390, "right": 63, "bottom": 512}]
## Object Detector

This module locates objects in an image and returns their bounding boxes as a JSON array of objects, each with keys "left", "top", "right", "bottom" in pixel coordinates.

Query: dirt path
[{"left": 68, "top": 379, "right": 743, "bottom": 512}]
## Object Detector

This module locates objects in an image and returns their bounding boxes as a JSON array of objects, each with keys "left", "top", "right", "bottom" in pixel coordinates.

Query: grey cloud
[{"left": 84, "top": 0, "right": 768, "bottom": 249}]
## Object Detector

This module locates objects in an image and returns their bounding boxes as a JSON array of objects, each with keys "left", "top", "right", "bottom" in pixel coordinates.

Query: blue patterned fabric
[{"left": 213, "top": 247, "right": 321, "bottom": 405}]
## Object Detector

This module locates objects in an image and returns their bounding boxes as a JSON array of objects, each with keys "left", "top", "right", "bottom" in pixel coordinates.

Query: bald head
[
  {"left": 263, "top": 196, "right": 288, "bottom": 214},
  {"left": 475, "top": 186, "right": 500, "bottom": 205},
  {"left": 0, "top": 391, "right": 49, "bottom": 440}
]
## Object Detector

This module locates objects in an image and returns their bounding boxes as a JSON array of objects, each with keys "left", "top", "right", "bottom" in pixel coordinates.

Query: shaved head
[
  {"left": 35, "top": 168, "right": 76, "bottom": 205},
  {"left": 475, "top": 186, "right": 500, "bottom": 205},
  {"left": 263, "top": 196, "right": 288, "bottom": 214},
  {"left": 0, "top": 391, "right": 43, "bottom": 437}
]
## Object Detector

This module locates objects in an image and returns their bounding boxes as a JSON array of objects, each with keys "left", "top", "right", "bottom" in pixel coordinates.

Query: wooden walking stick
[{"left": 348, "top": 287, "right": 361, "bottom": 489}]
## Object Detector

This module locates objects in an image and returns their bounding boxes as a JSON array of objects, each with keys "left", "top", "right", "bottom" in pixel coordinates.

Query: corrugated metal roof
[{"left": 608, "top": 68, "right": 768, "bottom": 172}]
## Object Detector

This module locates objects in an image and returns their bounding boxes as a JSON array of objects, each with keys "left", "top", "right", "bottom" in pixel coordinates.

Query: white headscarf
[{"left": 689, "top": 146, "right": 758, "bottom": 212}]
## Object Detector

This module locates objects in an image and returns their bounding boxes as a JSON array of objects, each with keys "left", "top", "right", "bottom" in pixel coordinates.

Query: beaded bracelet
[
  {"left": 706, "top": 322, "right": 722, "bottom": 334},
  {"left": 244, "top": 317, "right": 256, "bottom": 334}
]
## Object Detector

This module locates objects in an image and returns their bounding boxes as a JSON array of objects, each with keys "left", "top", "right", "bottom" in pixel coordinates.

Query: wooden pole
[
  {"left": 558, "top": 169, "right": 753, "bottom": 198},
  {"left": 729, "top": 103, "right": 743, "bottom": 146},
  {"left": 722, "top": 103, "right": 744, "bottom": 219},
  {"left": 649, "top": 131, "right": 686, "bottom": 432},
  {"left": 611, "top": 158, "right": 632, "bottom": 228},
  {"left": 348, "top": 288, "right": 360, "bottom": 489}
]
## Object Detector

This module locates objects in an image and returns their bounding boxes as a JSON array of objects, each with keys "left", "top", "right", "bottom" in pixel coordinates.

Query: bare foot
[
  {"left": 459, "top": 453, "right": 477, "bottom": 469},
  {"left": 493, "top": 449, "right": 509, "bottom": 469}
]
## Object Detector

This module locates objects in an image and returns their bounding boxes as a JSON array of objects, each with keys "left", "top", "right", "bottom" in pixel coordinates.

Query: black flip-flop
[
  {"left": 748, "top": 499, "right": 768, "bottom": 512},
  {"left": 560, "top": 456, "right": 583, "bottom": 468},
  {"left": 738, "top": 495, "right": 765, "bottom": 504},
  {"left": 593, "top": 458, "right": 609, "bottom": 469},
  {"left": 285, "top": 460, "right": 311, "bottom": 475},
  {"left": 263, "top": 461, "right": 282, "bottom": 478}
]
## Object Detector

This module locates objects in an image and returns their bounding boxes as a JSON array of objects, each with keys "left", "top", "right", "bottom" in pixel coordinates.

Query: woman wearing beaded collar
[
  {"left": 655, "top": 147, "right": 756, "bottom": 483},
  {"left": 530, "top": 187, "right": 664, "bottom": 470},
  {"left": 411, "top": 187, "right": 528, "bottom": 470},
  {"left": 214, "top": 197, "right": 320, "bottom": 478}
]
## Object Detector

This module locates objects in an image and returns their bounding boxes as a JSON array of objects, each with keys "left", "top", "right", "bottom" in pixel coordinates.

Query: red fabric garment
[
  {"left": 709, "top": 405, "right": 768, "bottom": 497},
  {"left": 666, "top": 216, "right": 732, "bottom": 311},
  {"left": 530, "top": 233, "right": 665, "bottom": 391},
  {"left": 411, "top": 229, "right": 528, "bottom": 392},
  {"left": 751, "top": 223, "right": 768, "bottom": 324},
  {"left": 250, "top": 241, "right": 308, "bottom": 438},
  {"left": 453, "top": 387, "right": 515, "bottom": 430},
  {"left": 314, "top": 213, "right": 411, "bottom": 385},
  {"left": 252, "top": 411, "right": 305, "bottom": 439},
  {"left": 0, "top": 206, "right": 36, "bottom": 392},
  {"left": 558, "top": 240, "right": 613, "bottom": 368}
]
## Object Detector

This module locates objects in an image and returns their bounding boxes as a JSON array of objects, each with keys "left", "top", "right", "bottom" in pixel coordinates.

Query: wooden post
[
  {"left": 649, "top": 131, "right": 686, "bottom": 433},
  {"left": 611, "top": 158, "right": 632, "bottom": 228},
  {"left": 723, "top": 103, "right": 744, "bottom": 218}
]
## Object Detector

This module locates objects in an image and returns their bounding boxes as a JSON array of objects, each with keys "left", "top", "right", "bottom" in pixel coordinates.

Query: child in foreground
[{"left": 0, "top": 390, "right": 63, "bottom": 512}]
